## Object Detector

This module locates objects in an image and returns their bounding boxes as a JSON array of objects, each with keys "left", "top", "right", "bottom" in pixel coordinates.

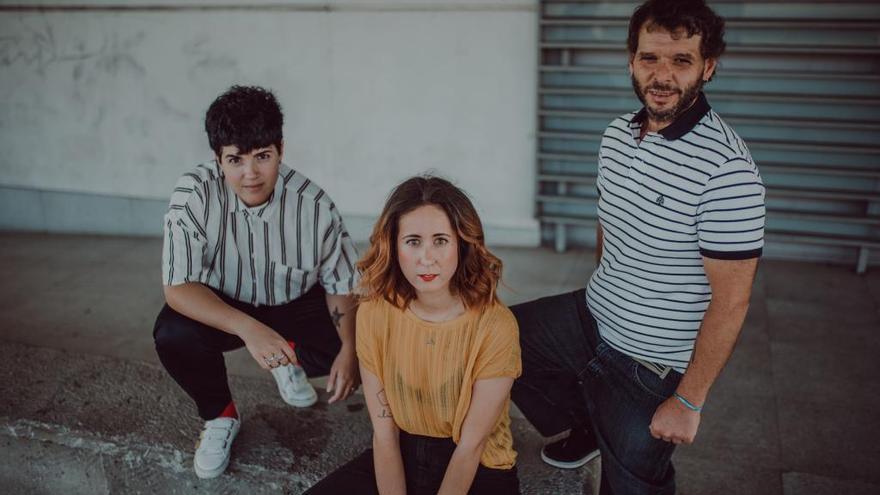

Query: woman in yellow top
[{"left": 306, "top": 176, "right": 521, "bottom": 494}]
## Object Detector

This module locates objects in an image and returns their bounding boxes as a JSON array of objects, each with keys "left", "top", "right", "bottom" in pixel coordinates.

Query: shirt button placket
[
  {"left": 632, "top": 138, "right": 655, "bottom": 190},
  {"left": 247, "top": 212, "right": 258, "bottom": 305},
  {"left": 626, "top": 155, "right": 642, "bottom": 192},
  {"left": 249, "top": 214, "right": 256, "bottom": 259}
]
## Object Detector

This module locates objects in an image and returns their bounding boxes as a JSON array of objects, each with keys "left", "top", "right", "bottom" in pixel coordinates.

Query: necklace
[{"left": 409, "top": 298, "right": 465, "bottom": 323}]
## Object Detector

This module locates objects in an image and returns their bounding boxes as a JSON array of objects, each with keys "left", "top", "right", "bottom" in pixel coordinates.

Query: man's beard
[{"left": 631, "top": 75, "right": 704, "bottom": 125}]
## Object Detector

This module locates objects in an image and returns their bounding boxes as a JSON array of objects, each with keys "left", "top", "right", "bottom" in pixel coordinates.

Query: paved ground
[{"left": 1, "top": 232, "right": 879, "bottom": 494}]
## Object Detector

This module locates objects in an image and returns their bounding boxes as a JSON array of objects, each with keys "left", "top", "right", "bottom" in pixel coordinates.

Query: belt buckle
[{"left": 634, "top": 357, "right": 671, "bottom": 379}]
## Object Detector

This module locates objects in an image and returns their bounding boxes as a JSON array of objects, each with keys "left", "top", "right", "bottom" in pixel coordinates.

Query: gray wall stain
[
  {"left": 138, "top": 152, "right": 158, "bottom": 167},
  {"left": 155, "top": 96, "right": 189, "bottom": 121},
  {"left": 0, "top": 15, "right": 102, "bottom": 76},
  {"left": 123, "top": 115, "right": 150, "bottom": 137},
  {"left": 72, "top": 61, "right": 84, "bottom": 81},
  {"left": 91, "top": 106, "right": 106, "bottom": 130},
  {"left": 94, "top": 31, "right": 147, "bottom": 77},
  {"left": 0, "top": 15, "right": 148, "bottom": 79},
  {"left": 182, "top": 34, "right": 239, "bottom": 81}
]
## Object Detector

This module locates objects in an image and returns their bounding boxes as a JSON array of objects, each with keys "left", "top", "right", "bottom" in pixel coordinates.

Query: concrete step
[{"left": 0, "top": 341, "right": 598, "bottom": 494}]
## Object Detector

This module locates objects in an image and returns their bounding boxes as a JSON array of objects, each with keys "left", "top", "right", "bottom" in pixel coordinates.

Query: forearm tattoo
[
  {"left": 331, "top": 306, "right": 344, "bottom": 329},
  {"left": 377, "top": 389, "right": 393, "bottom": 419}
]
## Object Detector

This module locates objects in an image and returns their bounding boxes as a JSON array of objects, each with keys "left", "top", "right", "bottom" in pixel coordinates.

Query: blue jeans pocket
[{"left": 631, "top": 362, "right": 681, "bottom": 401}]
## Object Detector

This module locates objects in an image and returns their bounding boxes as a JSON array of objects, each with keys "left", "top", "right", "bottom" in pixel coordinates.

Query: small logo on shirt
[{"left": 655, "top": 195, "right": 665, "bottom": 206}]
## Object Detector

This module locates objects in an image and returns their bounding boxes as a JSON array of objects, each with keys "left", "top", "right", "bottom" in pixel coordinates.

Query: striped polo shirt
[
  {"left": 161, "top": 161, "right": 359, "bottom": 306},
  {"left": 586, "top": 92, "right": 765, "bottom": 373}
]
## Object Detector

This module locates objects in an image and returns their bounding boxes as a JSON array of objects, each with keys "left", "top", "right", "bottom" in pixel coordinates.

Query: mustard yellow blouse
[{"left": 356, "top": 298, "right": 522, "bottom": 469}]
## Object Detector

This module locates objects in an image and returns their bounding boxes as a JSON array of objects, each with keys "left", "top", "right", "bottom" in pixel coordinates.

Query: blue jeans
[{"left": 510, "top": 289, "right": 682, "bottom": 494}]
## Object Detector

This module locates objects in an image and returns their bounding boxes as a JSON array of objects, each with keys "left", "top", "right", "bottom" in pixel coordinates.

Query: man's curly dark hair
[
  {"left": 627, "top": 0, "right": 726, "bottom": 80},
  {"left": 204, "top": 85, "right": 284, "bottom": 156}
]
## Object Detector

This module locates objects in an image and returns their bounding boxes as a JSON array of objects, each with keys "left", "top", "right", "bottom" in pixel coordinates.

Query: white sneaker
[
  {"left": 193, "top": 416, "right": 240, "bottom": 479},
  {"left": 271, "top": 363, "right": 318, "bottom": 407}
]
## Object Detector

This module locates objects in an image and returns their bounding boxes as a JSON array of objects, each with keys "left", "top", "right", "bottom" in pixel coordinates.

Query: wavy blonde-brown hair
[{"left": 357, "top": 175, "right": 502, "bottom": 311}]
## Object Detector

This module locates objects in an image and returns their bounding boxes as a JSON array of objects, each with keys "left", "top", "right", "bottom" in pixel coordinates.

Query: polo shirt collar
[{"left": 631, "top": 91, "right": 711, "bottom": 140}]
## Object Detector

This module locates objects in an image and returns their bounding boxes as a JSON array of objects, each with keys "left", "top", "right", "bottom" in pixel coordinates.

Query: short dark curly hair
[
  {"left": 627, "top": 0, "right": 726, "bottom": 72},
  {"left": 204, "top": 85, "right": 284, "bottom": 156}
]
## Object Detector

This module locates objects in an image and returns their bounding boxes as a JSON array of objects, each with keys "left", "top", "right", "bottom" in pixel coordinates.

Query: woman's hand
[
  {"left": 328, "top": 344, "right": 361, "bottom": 403},
  {"left": 239, "top": 322, "right": 298, "bottom": 370},
  {"left": 438, "top": 376, "right": 514, "bottom": 495}
]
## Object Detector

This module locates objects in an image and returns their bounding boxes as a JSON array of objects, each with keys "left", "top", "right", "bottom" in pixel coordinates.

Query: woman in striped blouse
[{"left": 306, "top": 176, "right": 522, "bottom": 494}]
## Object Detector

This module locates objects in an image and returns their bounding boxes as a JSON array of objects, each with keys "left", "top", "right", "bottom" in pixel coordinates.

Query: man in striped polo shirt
[
  {"left": 511, "top": 0, "right": 764, "bottom": 492},
  {"left": 153, "top": 86, "right": 360, "bottom": 479}
]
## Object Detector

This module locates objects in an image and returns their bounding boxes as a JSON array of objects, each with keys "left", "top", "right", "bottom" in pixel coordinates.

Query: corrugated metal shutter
[{"left": 536, "top": 0, "right": 880, "bottom": 272}]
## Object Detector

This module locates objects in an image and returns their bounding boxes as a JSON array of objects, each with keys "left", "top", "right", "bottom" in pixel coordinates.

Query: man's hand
[
  {"left": 649, "top": 396, "right": 701, "bottom": 445},
  {"left": 327, "top": 344, "right": 360, "bottom": 404},
  {"left": 239, "top": 323, "right": 298, "bottom": 371}
]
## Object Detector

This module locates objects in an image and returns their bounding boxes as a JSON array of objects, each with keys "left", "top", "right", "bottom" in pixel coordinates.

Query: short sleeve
[
  {"left": 318, "top": 202, "right": 360, "bottom": 295},
  {"left": 162, "top": 176, "right": 209, "bottom": 286},
  {"left": 474, "top": 306, "right": 522, "bottom": 380},
  {"left": 355, "top": 301, "right": 381, "bottom": 378},
  {"left": 596, "top": 139, "right": 607, "bottom": 199},
  {"left": 696, "top": 157, "right": 765, "bottom": 260}
]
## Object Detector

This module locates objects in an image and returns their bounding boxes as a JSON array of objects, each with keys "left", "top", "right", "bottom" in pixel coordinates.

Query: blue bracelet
[{"left": 673, "top": 392, "right": 703, "bottom": 412}]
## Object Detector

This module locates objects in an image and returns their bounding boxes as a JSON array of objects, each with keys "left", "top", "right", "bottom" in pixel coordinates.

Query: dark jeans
[
  {"left": 153, "top": 285, "right": 340, "bottom": 420},
  {"left": 305, "top": 431, "right": 520, "bottom": 495},
  {"left": 510, "top": 289, "right": 683, "bottom": 495}
]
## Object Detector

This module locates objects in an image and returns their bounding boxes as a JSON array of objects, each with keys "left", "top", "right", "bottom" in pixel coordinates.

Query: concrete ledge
[
  {"left": 0, "top": 340, "right": 598, "bottom": 494},
  {"left": 1, "top": 419, "right": 300, "bottom": 494},
  {"left": 0, "top": 186, "right": 167, "bottom": 237}
]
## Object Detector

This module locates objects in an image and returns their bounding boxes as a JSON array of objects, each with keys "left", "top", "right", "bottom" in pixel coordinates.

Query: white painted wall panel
[{"left": 0, "top": 1, "right": 539, "bottom": 243}]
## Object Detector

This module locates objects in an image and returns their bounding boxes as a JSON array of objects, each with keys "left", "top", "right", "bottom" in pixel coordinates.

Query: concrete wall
[{"left": 0, "top": 0, "right": 539, "bottom": 245}]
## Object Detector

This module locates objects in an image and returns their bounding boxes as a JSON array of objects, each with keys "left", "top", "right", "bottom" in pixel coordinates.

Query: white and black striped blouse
[
  {"left": 162, "top": 161, "right": 359, "bottom": 306},
  {"left": 587, "top": 93, "right": 765, "bottom": 373}
]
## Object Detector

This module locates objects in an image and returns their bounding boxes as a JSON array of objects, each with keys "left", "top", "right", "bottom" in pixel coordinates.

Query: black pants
[
  {"left": 510, "top": 289, "right": 683, "bottom": 494},
  {"left": 153, "top": 285, "right": 340, "bottom": 420},
  {"left": 305, "top": 431, "right": 520, "bottom": 495}
]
